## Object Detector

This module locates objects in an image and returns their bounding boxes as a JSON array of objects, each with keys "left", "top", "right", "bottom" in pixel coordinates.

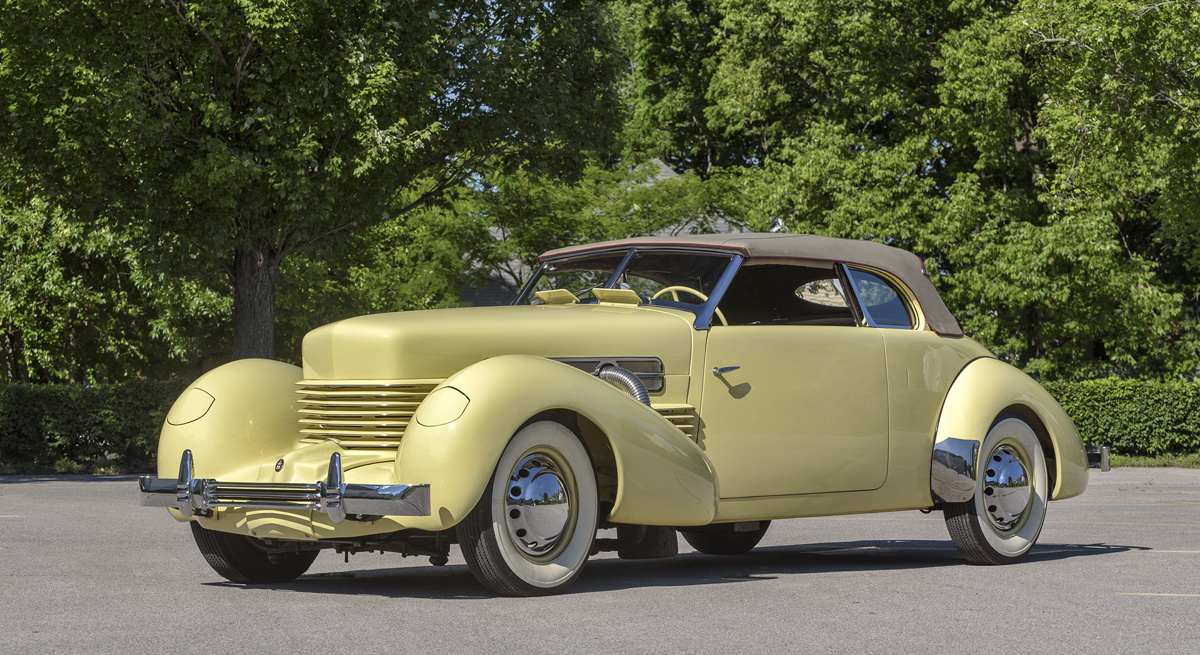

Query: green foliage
[
  {"left": 1109, "top": 452, "right": 1200, "bottom": 469},
  {"left": 616, "top": 0, "right": 1198, "bottom": 379},
  {"left": 2, "top": 0, "right": 1198, "bottom": 384},
  {"left": 1044, "top": 379, "right": 1200, "bottom": 456},
  {"left": 1019, "top": 0, "right": 1200, "bottom": 372},
  {"left": 0, "top": 194, "right": 228, "bottom": 382},
  {"left": 274, "top": 207, "right": 475, "bottom": 364},
  {"left": 452, "top": 159, "right": 752, "bottom": 295},
  {"left": 0, "top": 380, "right": 188, "bottom": 473},
  {"left": 1, "top": 0, "right": 623, "bottom": 358}
]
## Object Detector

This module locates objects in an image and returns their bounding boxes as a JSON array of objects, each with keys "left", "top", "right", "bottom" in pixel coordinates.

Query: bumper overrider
[{"left": 139, "top": 450, "right": 430, "bottom": 523}]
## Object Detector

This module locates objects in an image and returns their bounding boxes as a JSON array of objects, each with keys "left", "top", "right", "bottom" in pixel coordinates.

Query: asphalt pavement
[{"left": 1, "top": 467, "right": 1197, "bottom": 654}]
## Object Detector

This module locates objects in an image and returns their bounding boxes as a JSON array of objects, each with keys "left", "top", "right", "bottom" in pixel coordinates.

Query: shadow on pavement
[{"left": 205, "top": 538, "right": 1144, "bottom": 600}]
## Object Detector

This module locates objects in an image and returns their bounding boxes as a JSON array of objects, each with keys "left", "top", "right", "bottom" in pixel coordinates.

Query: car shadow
[{"left": 209, "top": 539, "right": 1145, "bottom": 600}]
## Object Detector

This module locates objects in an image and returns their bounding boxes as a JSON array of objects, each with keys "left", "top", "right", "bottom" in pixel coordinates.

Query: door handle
[{"left": 712, "top": 366, "right": 741, "bottom": 376}]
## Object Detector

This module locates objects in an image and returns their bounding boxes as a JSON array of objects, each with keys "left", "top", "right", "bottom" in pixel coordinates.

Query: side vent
[
  {"left": 654, "top": 405, "right": 698, "bottom": 438},
  {"left": 554, "top": 357, "right": 665, "bottom": 392}
]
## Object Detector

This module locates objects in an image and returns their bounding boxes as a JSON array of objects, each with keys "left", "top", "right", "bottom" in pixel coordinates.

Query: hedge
[
  {"left": 0, "top": 377, "right": 1196, "bottom": 474},
  {"left": 1042, "top": 379, "right": 1200, "bottom": 457},
  {"left": 0, "top": 380, "right": 188, "bottom": 474}
]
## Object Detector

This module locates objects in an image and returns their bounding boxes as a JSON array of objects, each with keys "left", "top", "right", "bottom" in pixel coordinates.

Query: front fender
[
  {"left": 933, "top": 358, "right": 1088, "bottom": 502},
  {"left": 157, "top": 359, "right": 304, "bottom": 481},
  {"left": 395, "top": 355, "right": 717, "bottom": 532}
]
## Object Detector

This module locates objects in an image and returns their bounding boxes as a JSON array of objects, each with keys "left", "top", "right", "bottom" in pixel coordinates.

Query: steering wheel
[{"left": 651, "top": 286, "right": 727, "bottom": 326}]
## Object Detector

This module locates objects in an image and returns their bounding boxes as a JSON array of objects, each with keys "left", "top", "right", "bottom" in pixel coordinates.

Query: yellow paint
[
  {"left": 396, "top": 355, "right": 717, "bottom": 530},
  {"left": 413, "top": 386, "right": 470, "bottom": 427},
  {"left": 700, "top": 325, "right": 889, "bottom": 497},
  {"left": 157, "top": 359, "right": 305, "bottom": 481},
  {"left": 165, "top": 387, "right": 215, "bottom": 426},
  {"left": 152, "top": 286, "right": 1087, "bottom": 543},
  {"left": 301, "top": 304, "right": 695, "bottom": 380},
  {"left": 933, "top": 356, "right": 1088, "bottom": 500}
]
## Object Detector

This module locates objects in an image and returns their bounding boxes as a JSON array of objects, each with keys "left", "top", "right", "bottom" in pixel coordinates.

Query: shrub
[
  {"left": 0, "top": 380, "right": 187, "bottom": 474},
  {"left": 1042, "top": 379, "right": 1200, "bottom": 457}
]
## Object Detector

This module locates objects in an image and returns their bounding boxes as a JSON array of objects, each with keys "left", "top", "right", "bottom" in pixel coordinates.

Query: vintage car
[{"left": 140, "top": 233, "right": 1108, "bottom": 596}]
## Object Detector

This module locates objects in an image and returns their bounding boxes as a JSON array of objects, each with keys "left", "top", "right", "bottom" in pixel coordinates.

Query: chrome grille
[
  {"left": 655, "top": 405, "right": 698, "bottom": 438},
  {"left": 296, "top": 381, "right": 439, "bottom": 446},
  {"left": 554, "top": 357, "right": 665, "bottom": 392}
]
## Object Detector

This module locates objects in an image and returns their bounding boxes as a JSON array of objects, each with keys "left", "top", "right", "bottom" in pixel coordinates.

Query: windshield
[{"left": 517, "top": 248, "right": 736, "bottom": 315}]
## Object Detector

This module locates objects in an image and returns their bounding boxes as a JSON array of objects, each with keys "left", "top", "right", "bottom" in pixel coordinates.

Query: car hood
[{"left": 301, "top": 304, "right": 697, "bottom": 380}]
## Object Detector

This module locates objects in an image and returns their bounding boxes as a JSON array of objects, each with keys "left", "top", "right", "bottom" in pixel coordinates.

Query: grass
[{"left": 1109, "top": 453, "right": 1200, "bottom": 469}]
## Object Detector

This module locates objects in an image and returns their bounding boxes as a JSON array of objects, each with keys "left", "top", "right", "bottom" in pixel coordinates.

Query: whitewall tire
[{"left": 457, "top": 421, "right": 598, "bottom": 596}]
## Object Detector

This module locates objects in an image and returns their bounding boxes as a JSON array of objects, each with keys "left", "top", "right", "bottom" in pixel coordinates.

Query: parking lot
[{"left": 2, "top": 467, "right": 1197, "bottom": 654}]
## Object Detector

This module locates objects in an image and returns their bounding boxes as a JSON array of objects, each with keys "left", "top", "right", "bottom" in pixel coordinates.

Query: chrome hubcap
[
  {"left": 504, "top": 453, "right": 572, "bottom": 557},
  {"left": 983, "top": 444, "right": 1031, "bottom": 531}
]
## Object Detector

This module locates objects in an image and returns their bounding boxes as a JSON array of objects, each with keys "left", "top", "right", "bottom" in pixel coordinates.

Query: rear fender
[
  {"left": 932, "top": 358, "right": 1088, "bottom": 503},
  {"left": 395, "top": 355, "right": 717, "bottom": 532}
]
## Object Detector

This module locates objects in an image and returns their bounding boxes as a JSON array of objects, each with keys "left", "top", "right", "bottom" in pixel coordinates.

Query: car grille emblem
[{"left": 275, "top": 459, "right": 285, "bottom": 472}]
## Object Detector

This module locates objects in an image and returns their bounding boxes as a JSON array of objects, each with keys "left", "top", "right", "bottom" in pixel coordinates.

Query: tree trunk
[{"left": 232, "top": 246, "right": 278, "bottom": 360}]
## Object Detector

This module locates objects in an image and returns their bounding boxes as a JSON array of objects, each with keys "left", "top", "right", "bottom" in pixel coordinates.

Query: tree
[
  {"left": 273, "top": 205, "right": 475, "bottom": 365},
  {"left": 1, "top": 0, "right": 622, "bottom": 359},
  {"left": 617, "top": 0, "right": 1194, "bottom": 378},
  {"left": 0, "top": 193, "right": 227, "bottom": 382},
  {"left": 1019, "top": 0, "right": 1200, "bottom": 372}
]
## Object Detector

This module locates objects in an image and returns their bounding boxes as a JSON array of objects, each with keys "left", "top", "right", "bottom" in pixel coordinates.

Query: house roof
[{"left": 540, "top": 233, "right": 963, "bottom": 336}]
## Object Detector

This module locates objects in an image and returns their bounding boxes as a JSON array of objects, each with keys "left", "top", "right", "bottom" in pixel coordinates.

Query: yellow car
[{"left": 140, "top": 233, "right": 1106, "bottom": 595}]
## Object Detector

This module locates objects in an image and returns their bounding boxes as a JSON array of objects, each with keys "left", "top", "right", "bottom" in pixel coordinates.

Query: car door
[
  {"left": 700, "top": 325, "right": 889, "bottom": 497},
  {"left": 696, "top": 263, "right": 892, "bottom": 498}
]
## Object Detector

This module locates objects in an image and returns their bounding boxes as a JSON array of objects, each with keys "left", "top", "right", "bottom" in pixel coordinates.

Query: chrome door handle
[{"left": 712, "top": 366, "right": 741, "bottom": 376}]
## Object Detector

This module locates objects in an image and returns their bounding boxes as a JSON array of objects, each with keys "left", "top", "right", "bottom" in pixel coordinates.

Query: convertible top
[{"left": 539, "top": 233, "right": 963, "bottom": 337}]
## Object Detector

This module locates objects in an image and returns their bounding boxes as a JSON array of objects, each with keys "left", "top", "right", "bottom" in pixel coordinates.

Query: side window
[
  {"left": 715, "top": 264, "right": 856, "bottom": 326},
  {"left": 846, "top": 268, "right": 913, "bottom": 329}
]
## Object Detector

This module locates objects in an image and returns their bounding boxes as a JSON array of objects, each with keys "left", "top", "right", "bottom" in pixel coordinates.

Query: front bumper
[{"left": 139, "top": 450, "right": 430, "bottom": 523}]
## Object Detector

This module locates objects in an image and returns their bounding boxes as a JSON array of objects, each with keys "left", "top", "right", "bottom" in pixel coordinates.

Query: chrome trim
[
  {"left": 930, "top": 437, "right": 980, "bottom": 504},
  {"left": 139, "top": 450, "right": 430, "bottom": 522},
  {"left": 504, "top": 453, "right": 572, "bottom": 557},
  {"left": 596, "top": 364, "right": 651, "bottom": 405},
  {"left": 1086, "top": 445, "right": 1111, "bottom": 472},
  {"left": 712, "top": 366, "right": 740, "bottom": 376},
  {"left": 982, "top": 444, "right": 1032, "bottom": 531},
  {"left": 840, "top": 263, "right": 878, "bottom": 327}
]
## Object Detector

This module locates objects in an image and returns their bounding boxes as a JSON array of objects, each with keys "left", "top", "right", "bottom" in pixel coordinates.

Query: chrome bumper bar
[
  {"left": 138, "top": 450, "right": 430, "bottom": 523},
  {"left": 1086, "top": 445, "right": 1111, "bottom": 472}
]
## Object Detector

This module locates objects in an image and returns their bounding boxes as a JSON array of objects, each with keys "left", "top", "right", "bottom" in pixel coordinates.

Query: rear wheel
[
  {"left": 680, "top": 521, "right": 771, "bottom": 555},
  {"left": 456, "top": 421, "right": 599, "bottom": 596},
  {"left": 190, "top": 522, "right": 319, "bottom": 583},
  {"left": 944, "top": 415, "right": 1048, "bottom": 564}
]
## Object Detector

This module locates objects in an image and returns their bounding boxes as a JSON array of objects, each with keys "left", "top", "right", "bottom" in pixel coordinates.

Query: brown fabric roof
[{"left": 540, "top": 233, "right": 963, "bottom": 336}]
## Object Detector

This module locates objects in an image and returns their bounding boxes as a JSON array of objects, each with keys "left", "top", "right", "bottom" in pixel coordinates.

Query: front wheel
[
  {"left": 190, "top": 522, "right": 319, "bottom": 583},
  {"left": 944, "top": 415, "right": 1048, "bottom": 564},
  {"left": 456, "top": 421, "right": 599, "bottom": 596}
]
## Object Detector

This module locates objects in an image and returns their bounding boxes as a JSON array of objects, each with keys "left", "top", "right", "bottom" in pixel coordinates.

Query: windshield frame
[{"left": 514, "top": 246, "right": 744, "bottom": 330}]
